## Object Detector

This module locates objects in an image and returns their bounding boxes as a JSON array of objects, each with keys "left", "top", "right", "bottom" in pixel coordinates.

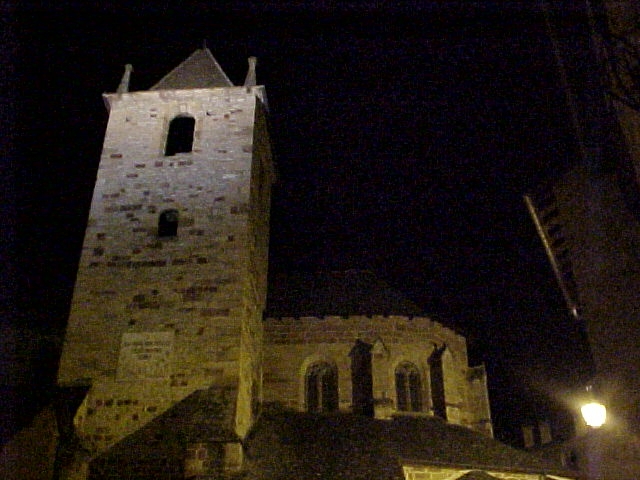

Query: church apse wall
[{"left": 263, "top": 314, "right": 493, "bottom": 436}]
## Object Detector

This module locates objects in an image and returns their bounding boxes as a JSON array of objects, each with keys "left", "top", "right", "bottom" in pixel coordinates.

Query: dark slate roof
[
  {"left": 89, "top": 387, "right": 238, "bottom": 479},
  {"left": 151, "top": 48, "right": 233, "bottom": 90},
  {"left": 244, "top": 409, "right": 576, "bottom": 480},
  {"left": 266, "top": 270, "right": 425, "bottom": 318},
  {"left": 86, "top": 395, "right": 575, "bottom": 480}
]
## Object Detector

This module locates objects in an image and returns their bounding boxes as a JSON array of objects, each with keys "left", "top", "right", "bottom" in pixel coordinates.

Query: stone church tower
[
  {"left": 52, "top": 48, "right": 500, "bottom": 480},
  {"left": 56, "top": 48, "right": 274, "bottom": 469}
]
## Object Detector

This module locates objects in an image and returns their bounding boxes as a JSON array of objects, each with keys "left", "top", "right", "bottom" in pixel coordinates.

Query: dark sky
[{"left": 2, "top": 1, "right": 595, "bottom": 445}]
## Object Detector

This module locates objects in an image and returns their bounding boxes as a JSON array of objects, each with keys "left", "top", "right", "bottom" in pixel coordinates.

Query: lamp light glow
[{"left": 581, "top": 401, "right": 607, "bottom": 428}]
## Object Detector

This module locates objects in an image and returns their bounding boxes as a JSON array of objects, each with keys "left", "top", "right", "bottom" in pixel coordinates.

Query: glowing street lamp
[
  {"left": 581, "top": 385, "right": 606, "bottom": 428},
  {"left": 581, "top": 402, "right": 606, "bottom": 428}
]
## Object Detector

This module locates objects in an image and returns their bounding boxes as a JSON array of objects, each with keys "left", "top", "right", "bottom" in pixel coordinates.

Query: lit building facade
[{"left": 51, "top": 49, "right": 542, "bottom": 480}]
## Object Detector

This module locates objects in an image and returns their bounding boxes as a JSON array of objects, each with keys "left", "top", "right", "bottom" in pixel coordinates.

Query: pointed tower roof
[{"left": 151, "top": 48, "right": 233, "bottom": 90}]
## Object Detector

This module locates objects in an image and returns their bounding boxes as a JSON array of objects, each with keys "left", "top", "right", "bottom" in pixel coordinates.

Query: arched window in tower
[
  {"left": 158, "top": 209, "right": 179, "bottom": 237},
  {"left": 305, "top": 362, "right": 338, "bottom": 413},
  {"left": 395, "top": 362, "right": 422, "bottom": 412},
  {"left": 165, "top": 115, "right": 195, "bottom": 156}
]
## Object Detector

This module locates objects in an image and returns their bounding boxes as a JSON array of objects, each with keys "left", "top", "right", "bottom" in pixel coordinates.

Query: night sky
[{"left": 2, "top": 1, "right": 594, "bottom": 445}]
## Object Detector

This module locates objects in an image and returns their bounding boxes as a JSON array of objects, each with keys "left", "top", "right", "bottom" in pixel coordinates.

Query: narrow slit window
[
  {"left": 165, "top": 115, "right": 195, "bottom": 156},
  {"left": 158, "top": 209, "right": 179, "bottom": 237}
]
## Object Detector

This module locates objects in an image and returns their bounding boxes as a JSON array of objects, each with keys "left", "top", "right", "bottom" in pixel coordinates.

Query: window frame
[
  {"left": 158, "top": 209, "right": 179, "bottom": 238},
  {"left": 395, "top": 361, "right": 422, "bottom": 413},
  {"left": 164, "top": 115, "right": 195, "bottom": 156},
  {"left": 305, "top": 362, "right": 339, "bottom": 413}
]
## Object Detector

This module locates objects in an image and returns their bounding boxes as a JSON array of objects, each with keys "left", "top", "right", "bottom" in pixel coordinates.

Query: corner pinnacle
[
  {"left": 116, "top": 64, "right": 133, "bottom": 93},
  {"left": 244, "top": 56, "right": 257, "bottom": 87}
]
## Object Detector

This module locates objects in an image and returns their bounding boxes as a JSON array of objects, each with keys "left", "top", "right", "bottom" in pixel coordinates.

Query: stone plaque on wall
[{"left": 117, "top": 331, "right": 174, "bottom": 380}]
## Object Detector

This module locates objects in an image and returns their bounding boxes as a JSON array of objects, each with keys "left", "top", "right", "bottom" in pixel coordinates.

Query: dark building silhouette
[{"left": 525, "top": 1, "right": 640, "bottom": 477}]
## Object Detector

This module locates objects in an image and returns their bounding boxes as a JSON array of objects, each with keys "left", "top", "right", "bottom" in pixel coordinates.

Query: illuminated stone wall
[
  {"left": 57, "top": 85, "right": 273, "bottom": 452},
  {"left": 263, "top": 314, "right": 493, "bottom": 436},
  {"left": 401, "top": 465, "right": 571, "bottom": 480}
]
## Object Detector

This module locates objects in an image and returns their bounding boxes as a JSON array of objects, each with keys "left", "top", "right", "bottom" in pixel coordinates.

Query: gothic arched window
[
  {"left": 305, "top": 362, "right": 338, "bottom": 413},
  {"left": 165, "top": 115, "right": 195, "bottom": 156},
  {"left": 395, "top": 362, "right": 422, "bottom": 412},
  {"left": 158, "top": 209, "right": 179, "bottom": 237}
]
